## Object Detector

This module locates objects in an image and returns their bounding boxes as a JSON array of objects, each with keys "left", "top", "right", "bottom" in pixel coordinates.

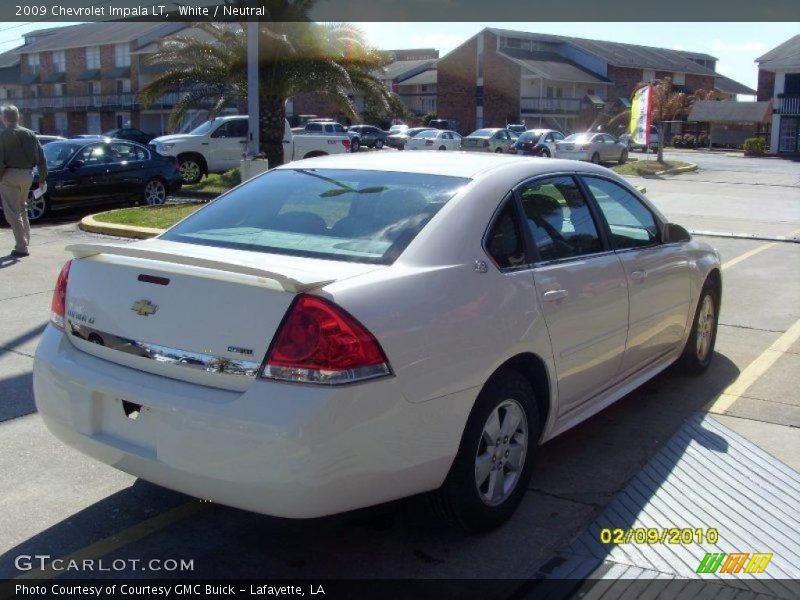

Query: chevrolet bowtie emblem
[{"left": 131, "top": 299, "right": 158, "bottom": 317}]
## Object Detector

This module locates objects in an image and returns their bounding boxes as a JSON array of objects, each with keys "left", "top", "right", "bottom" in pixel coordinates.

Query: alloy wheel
[
  {"left": 696, "top": 295, "right": 715, "bottom": 361},
  {"left": 179, "top": 160, "right": 201, "bottom": 184},
  {"left": 26, "top": 192, "right": 47, "bottom": 222},
  {"left": 474, "top": 399, "right": 528, "bottom": 506},
  {"left": 144, "top": 180, "right": 167, "bottom": 205}
]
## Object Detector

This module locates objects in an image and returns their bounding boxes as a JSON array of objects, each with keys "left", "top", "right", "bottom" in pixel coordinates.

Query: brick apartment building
[
  {"left": 756, "top": 35, "right": 800, "bottom": 154},
  {"left": 0, "top": 22, "right": 221, "bottom": 137},
  {"left": 437, "top": 28, "right": 755, "bottom": 134}
]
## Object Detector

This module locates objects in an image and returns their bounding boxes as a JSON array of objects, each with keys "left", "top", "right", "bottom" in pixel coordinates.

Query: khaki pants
[{"left": 0, "top": 168, "right": 33, "bottom": 253}]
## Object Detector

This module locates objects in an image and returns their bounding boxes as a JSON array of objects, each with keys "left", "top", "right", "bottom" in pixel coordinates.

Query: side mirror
[
  {"left": 663, "top": 222, "right": 691, "bottom": 244},
  {"left": 69, "top": 160, "right": 84, "bottom": 171}
]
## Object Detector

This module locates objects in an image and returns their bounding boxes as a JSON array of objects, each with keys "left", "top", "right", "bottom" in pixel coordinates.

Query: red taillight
[
  {"left": 342, "top": 138, "right": 351, "bottom": 149},
  {"left": 261, "top": 295, "right": 391, "bottom": 385},
  {"left": 50, "top": 259, "right": 72, "bottom": 330}
]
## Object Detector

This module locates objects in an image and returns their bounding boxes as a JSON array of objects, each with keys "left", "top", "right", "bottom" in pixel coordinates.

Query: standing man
[{"left": 0, "top": 105, "right": 47, "bottom": 257}]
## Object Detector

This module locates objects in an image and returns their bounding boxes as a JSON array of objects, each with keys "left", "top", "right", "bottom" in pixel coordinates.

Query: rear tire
[
  {"left": 26, "top": 191, "right": 50, "bottom": 223},
  {"left": 591, "top": 152, "right": 600, "bottom": 164},
  {"left": 143, "top": 178, "right": 167, "bottom": 206},
  {"left": 428, "top": 369, "right": 540, "bottom": 532},
  {"left": 439, "top": 145, "right": 446, "bottom": 151},
  {"left": 678, "top": 279, "right": 719, "bottom": 374},
  {"left": 541, "top": 148, "right": 551, "bottom": 158},
  {"left": 350, "top": 138, "right": 360, "bottom": 153},
  {"left": 618, "top": 150, "right": 628, "bottom": 165}
]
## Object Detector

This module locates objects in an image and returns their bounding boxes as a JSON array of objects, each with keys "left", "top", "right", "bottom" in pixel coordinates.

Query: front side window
[
  {"left": 110, "top": 142, "right": 147, "bottom": 162},
  {"left": 583, "top": 177, "right": 659, "bottom": 249},
  {"left": 518, "top": 176, "right": 603, "bottom": 262},
  {"left": 162, "top": 169, "right": 469, "bottom": 265},
  {"left": 76, "top": 143, "right": 109, "bottom": 166}
]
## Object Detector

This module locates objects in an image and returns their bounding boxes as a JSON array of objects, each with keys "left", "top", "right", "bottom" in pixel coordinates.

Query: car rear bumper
[{"left": 33, "top": 325, "right": 472, "bottom": 518}]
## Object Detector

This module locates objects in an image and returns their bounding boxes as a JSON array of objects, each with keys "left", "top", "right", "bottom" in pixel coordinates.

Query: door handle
[
  {"left": 630, "top": 270, "right": 648, "bottom": 281},
  {"left": 543, "top": 289, "right": 569, "bottom": 302}
]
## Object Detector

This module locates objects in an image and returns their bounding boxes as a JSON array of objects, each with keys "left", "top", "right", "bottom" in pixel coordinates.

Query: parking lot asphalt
[{"left": 0, "top": 155, "right": 798, "bottom": 584}]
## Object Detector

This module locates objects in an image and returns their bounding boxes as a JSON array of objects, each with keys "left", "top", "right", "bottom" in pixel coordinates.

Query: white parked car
[
  {"left": 555, "top": 132, "right": 628, "bottom": 164},
  {"left": 34, "top": 153, "right": 721, "bottom": 531},
  {"left": 406, "top": 129, "right": 462, "bottom": 151},
  {"left": 151, "top": 116, "right": 351, "bottom": 184}
]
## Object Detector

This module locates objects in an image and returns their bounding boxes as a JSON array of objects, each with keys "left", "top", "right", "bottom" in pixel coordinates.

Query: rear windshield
[{"left": 161, "top": 169, "right": 469, "bottom": 264}]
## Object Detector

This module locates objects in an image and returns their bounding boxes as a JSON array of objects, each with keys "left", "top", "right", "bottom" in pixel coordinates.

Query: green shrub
[
  {"left": 220, "top": 168, "right": 242, "bottom": 188},
  {"left": 421, "top": 112, "right": 437, "bottom": 126},
  {"left": 743, "top": 137, "right": 767, "bottom": 155}
]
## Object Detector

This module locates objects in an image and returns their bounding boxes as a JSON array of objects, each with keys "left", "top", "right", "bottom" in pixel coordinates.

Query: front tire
[
  {"left": 618, "top": 150, "right": 628, "bottom": 165},
  {"left": 26, "top": 191, "right": 50, "bottom": 222},
  {"left": 177, "top": 155, "right": 204, "bottom": 185},
  {"left": 143, "top": 178, "right": 167, "bottom": 206},
  {"left": 678, "top": 280, "right": 719, "bottom": 374},
  {"left": 591, "top": 152, "right": 600, "bottom": 164},
  {"left": 541, "top": 148, "right": 551, "bottom": 158},
  {"left": 374, "top": 139, "right": 384, "bottom": 149},
  {"left": 495, "top": 148, "right": 504, "bottom": 153},
  {"left": 428, "top": 369, "right": 539, "bottom": 532}
]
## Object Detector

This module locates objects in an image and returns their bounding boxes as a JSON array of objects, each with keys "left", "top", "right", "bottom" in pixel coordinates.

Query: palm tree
[{"left": 140, "top": 1, "right": 404, "bottom": 166}]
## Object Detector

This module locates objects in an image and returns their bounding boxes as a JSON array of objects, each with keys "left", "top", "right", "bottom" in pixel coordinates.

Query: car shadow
[{"left": 0, "top": 352, "right": 741, "bottom": 583}]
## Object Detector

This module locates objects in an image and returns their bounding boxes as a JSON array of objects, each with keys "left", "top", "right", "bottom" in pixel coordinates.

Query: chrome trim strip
[{"left": 67, "top": 321, "right": 260, "bottom": 378}]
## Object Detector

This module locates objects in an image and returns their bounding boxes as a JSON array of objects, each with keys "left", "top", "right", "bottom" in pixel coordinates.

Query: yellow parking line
[
  {"left": 721, "top": 242, "right": 777, "bottom": 271},
  {"left": 707, "top": 318, "right": 800, "bottom": 414},
  {"left": 14, "top": 501, "right": 208, "bottom": 580},
  {"left": 720, "top": 227, "right": 800, "bottom": 271}
]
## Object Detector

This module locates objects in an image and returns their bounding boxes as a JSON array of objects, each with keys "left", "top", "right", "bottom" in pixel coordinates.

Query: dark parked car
[
  {"left": 103, "top": 127, "right": 155, "bottom": 145},
  {"left": 36, "top": 135, "right": 67, "bottom": 145},
  {"left": 20, "top": 139, "right": 182, "bottom": 222},
  {"left": 347, "top": 125, "right": 388, "bottom": 149}
]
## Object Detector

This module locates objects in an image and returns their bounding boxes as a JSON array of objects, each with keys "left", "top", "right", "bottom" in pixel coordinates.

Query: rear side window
[
  {"left": 162, "top": 169, "right": 468, "bottom": 264},
  {"left": 518, "top": 176, "right": 603, "bottom": 262},
  {"left": 486, "top": 201, "right": 526, "bottom": 269}
]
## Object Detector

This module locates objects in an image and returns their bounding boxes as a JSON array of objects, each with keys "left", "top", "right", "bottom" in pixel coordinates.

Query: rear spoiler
[{"left": 66, "top": 243, "right": 334, "bottom": 293}]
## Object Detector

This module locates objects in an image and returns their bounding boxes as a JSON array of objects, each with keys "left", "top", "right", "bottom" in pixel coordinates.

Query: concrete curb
[
  {"left": 654, "top": 162, "right": 698, "bottom": 176},
  {"left": 79, "top": 213, "right": 165, "bottom": 239}
]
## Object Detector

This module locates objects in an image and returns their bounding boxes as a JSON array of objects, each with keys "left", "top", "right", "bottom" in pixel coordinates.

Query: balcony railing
[
  {"left": 7, "top": 92, "right": 222, "bottom": 112},
  {"left": 7, "top": 94, "right": 137, "bottom": 111},
  {"left": 775, "top": 95, "right": 800, "bottom": 115},
  {"left": 520, "top": 97, "right": 584, "bottom": 115}
]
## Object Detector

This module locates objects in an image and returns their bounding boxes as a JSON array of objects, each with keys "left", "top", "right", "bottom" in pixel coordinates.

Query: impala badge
[{"left": 131, "top": 299, "right": 158, "bottom": 317}]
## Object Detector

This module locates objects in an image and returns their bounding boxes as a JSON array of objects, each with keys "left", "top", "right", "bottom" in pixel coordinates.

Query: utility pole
[{"left": 247, "top": 20, "right": 260, "bottom": 156}]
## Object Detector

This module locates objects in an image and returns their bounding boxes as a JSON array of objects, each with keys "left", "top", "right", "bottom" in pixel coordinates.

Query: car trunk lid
[{"left": 63, "top": 239, "right": 382, "bottom": 391}]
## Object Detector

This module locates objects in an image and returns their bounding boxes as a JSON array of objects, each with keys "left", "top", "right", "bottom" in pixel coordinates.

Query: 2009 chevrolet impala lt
[{"left": 34, "top": 152, "right": 721, "bottom": 531}]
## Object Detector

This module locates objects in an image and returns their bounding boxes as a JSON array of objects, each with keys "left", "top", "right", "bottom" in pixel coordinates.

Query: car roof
[{"left": 277, "top": 150, "right": 612, "bottom": 180}]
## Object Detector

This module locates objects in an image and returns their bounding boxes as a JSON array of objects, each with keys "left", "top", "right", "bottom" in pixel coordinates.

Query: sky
[{"left": 1, "top": 21, "right": 797, "bottom": 90}]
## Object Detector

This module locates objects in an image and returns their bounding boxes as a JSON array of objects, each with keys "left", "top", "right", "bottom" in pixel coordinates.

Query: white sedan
[
  {"left": 407, "top": 129, "right": 462, "bottom": 151},
  {"left": 34, "top": 153, "right": 721, "bottom": 532}
]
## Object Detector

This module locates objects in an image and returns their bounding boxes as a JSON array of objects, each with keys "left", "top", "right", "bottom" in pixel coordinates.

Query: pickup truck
[{"left": 150, "top": 116, "right": 351, "bottom": 184}]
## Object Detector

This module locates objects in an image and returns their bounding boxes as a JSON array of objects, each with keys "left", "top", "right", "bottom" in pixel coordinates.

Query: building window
[
  {"left": 27, "top": 53, "right": 40, "bottom": 74},
  {"left": 54, "top": 83, "right": 66, "bottom": 97},
  {"left": 116, "top": 111, "right": 131, "bottom": 128},
  {"left": 87, "top": 113, "right": 101, "bottom": 135},
  {"left": 504, "top": 37, "right": 522, "bottom": 49},
  {"left": 86, "top": 46, "right": 101, "bottom": 69},
  {"left": 115, "top": 44, "right": 131, "bottom": 67},
  {"left": 673, "top": 72, "right": 686, "bottom": 85},
  {"left": 116, "top": 79, "right": 131, "bottom": 94},
  {"left": 29, "top": 85, "right": 39, "bottom": 98},
  {"left": 55, "top": 112, "right": 68, "bottom": 136},
  {"left": 642, "top": 69, "right": 655, "bottom": 83},
  {"left": 52, "top": 50, "right": 66, "bottom": 73}
]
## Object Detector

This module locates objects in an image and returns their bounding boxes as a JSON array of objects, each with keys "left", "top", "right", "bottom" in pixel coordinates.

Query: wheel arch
[
  {"left": 486, "top": 352, "right": 552, "bottom": 438},
  {"left": 176, "top": 151, "right": 208, "bottom": 174}
]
